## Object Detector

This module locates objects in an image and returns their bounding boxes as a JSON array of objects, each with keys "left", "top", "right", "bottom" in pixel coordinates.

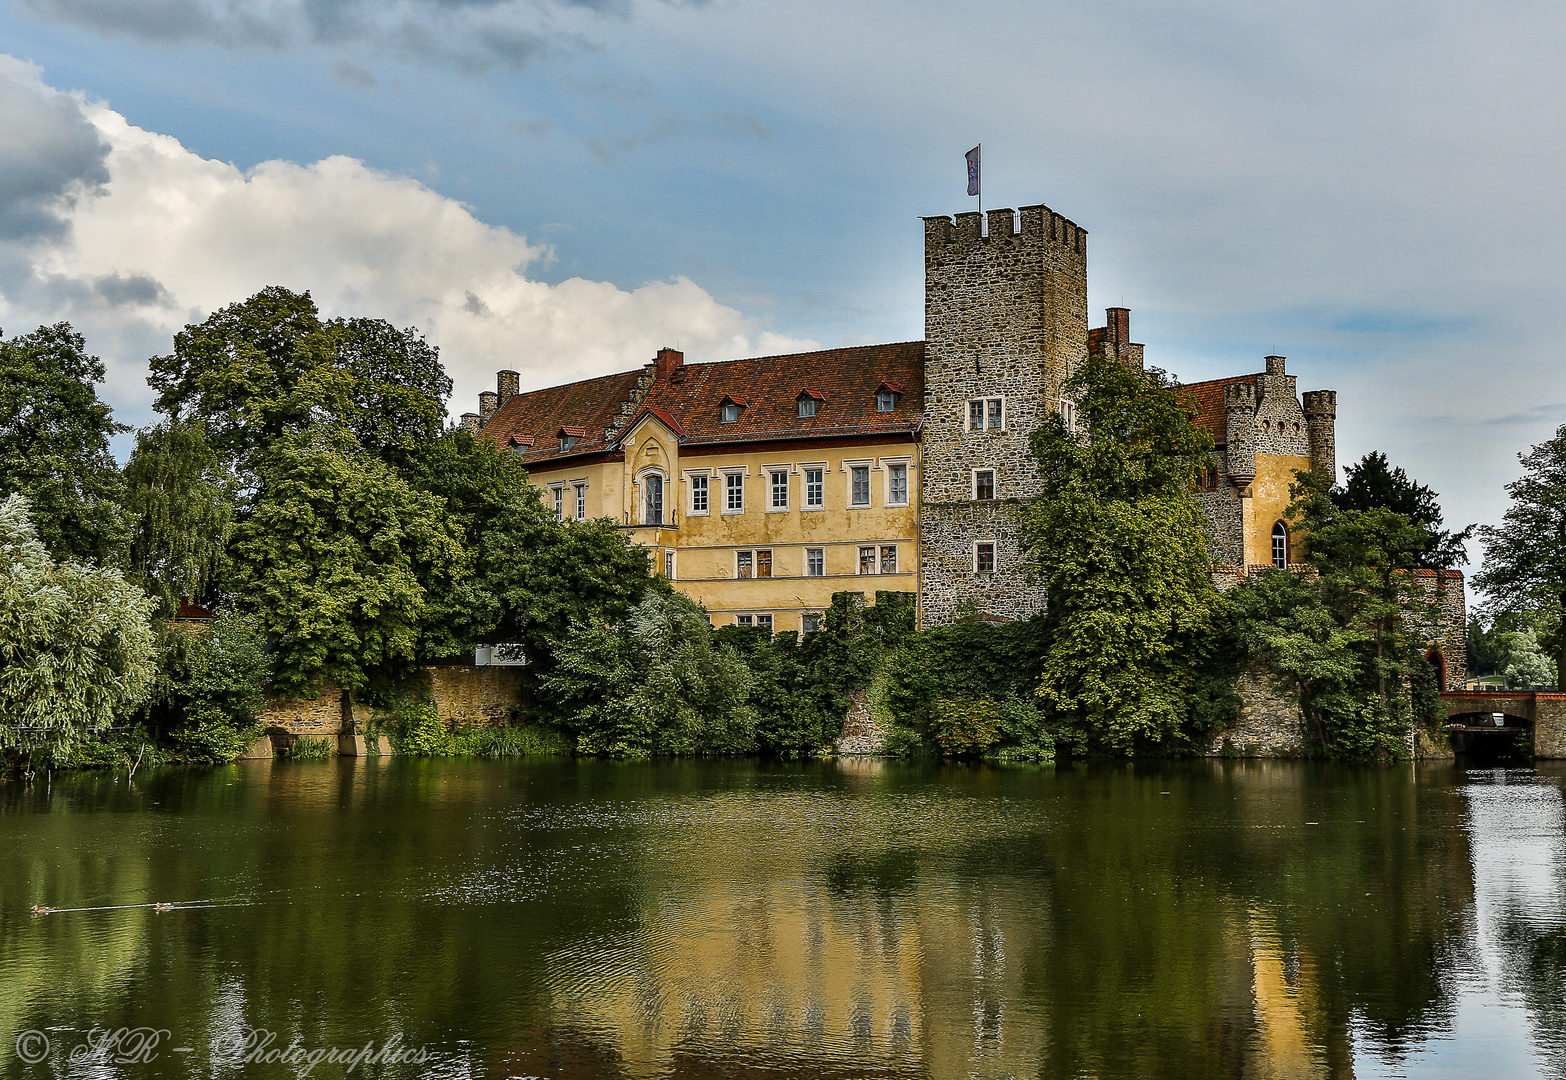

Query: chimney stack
[
  {"left": 497, "top": 369, "right": 519, "bottom": 405},
  {"left": 478, "top": 391, "right": 499, "bottom": 427},
  {"left": 655, "top": 347, "right": 684, "bottom": 382},
  {"left": 460, "top": 413, "right": 481, "bottom": 433}
]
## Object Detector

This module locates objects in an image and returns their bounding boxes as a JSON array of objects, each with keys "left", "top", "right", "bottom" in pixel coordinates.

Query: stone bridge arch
[{"left": 1440, "top": 691, "right": 1566, "bottom": 758}]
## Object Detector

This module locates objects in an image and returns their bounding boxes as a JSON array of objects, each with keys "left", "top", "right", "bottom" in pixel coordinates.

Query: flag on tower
[{"left": 965, "top": 145, "right": 980, "bottom": 197}]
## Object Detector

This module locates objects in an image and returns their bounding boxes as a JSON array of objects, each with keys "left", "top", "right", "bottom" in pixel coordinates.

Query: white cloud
[{"left": 0, "top": 58, "right": 814, "bottom": 427}]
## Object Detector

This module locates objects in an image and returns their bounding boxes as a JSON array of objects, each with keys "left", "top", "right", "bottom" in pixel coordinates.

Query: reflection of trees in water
[
  {"left": 5, "top": 759, "right": 1565, "bottom": 1080},
  {"left": 1465, "top": 767, "right": 1566, "bottom": 1080}
]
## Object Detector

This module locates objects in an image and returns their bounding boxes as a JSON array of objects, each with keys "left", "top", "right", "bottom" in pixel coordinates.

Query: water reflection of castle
[{"left": 540, "top": 760, "right": 1371, "bottom": 1079}]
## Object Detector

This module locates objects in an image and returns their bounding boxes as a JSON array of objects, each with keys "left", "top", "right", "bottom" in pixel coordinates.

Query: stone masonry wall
[
  {"left": 1204, "top": 666, "right": 1309, "bottom": 757},
  {"left": 260, "top": 666, "right": 526, "bottom": 742},
  {"left": 919, "top": 204, "right": 1087, "bottom": 627}
]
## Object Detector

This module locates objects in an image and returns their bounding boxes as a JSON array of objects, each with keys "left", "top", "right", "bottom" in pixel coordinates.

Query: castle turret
[
  {"left": 1224, "top": 381, "right": 1257, "bottom": 487},
  {"left": 918, "top": 202, "right": 1089, "bottom": 627},
  {"left": 1303, "top": 389, "right": 1337, "bottom": 485}
]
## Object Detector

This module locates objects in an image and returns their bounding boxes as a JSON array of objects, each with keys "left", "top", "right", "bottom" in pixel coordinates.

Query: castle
[{"left": 464, "top": 201, "right": 1348, "bottom": 636}]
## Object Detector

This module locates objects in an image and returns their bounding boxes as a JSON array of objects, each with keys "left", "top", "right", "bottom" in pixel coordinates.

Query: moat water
[{"left": 3, "top": 757, "right": 1564, "bottom": 1079}]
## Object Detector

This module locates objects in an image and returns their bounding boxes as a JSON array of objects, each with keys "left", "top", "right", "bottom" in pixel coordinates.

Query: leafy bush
[
  {"left": 166, "top": 708, "right": 266, "bottom": 764},
  {"left": 542, "top": 591, "right": 758, "bottom": 758}
]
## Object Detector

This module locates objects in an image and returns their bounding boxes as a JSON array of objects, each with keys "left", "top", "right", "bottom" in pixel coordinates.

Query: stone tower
[{"left": 918, "top": 204, "right": 1089, "bottom": 626}]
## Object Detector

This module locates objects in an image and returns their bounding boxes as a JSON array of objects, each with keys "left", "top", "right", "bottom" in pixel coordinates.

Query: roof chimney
[
  {"left": 497, "top": 369, "right": 519, "bottom": 406},
  {"left": 478, "top": 391, "right": 499, "bottom": 427},
  {"left": 1265, "top": 355, "right": 1286, "bottom": 375},
  {"left": 655, "top": 347, "right": 684, "bottom": 382},
  {"left": 459, "top": 413, "right": 482, "bottom": 433}
]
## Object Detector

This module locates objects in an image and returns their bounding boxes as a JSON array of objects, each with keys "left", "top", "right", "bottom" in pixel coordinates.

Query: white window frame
[
  {"left": 882, "top": 457, "right": 912, "bottom": 507},
  {"left": 805, "top": 547, "right": 825, "bottom": 577},
  {"left": 637, "top": 468, "right": 668, "bottom": 526},
  {"left": 879, "top": 545, "right": 899, "bottom": 575},
  {"left": 1055, "top": 397, "right": 1077, "bottom": 432},
  {"left": 858, "top": 544, "right": 878, "bottom": 575},
  {"left": 721, "top": 469, "right": 747, "bottom": 514},
  {"left": 1272, "top": 521, "right": 1289, "bottom": 568},
  {"left": 843, "top": 458, "right": 874, "bottom": 509},
  {"left": 766, "top": 466, "right": 790, "bottom": 512},
  {"left": 974, "top": 540, "right": 997, "bottom": 574},
  {"left": 801, "top": 462, "right": 827, "bottom": 510},
  {"left": 686, "top": 470, "right": 711, "bottom": 516},
  {"left": 573, "top": 480, "right": 588, "bottom": 521},
  {"left": 973, "top": 467, "right": 997, "bottom": 501},
  {"left": 967, "top": 396, "right": 1006, "bottom": 432},
  {"left": 548, "top": 483, "right": 564, "bottom": 520},
  {"left": 801, "top": 612, "right": 822, "bottom": 635},
  {"left": 664, "top": 550, "right": 676, "bottom": 580}
]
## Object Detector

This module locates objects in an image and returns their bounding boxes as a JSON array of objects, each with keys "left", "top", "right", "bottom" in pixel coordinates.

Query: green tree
[
  {"left": 540, "top": 590, "right": 756, "bottom": 757},
  {"left": 148, "top": 287, "right": 449, "bottom": 472},
  {"left": 1332, "top": 450, "right": 1472, "bottom": 569},
  {"left": 1020, "top": 355, "right": 1221, "bottom": 752},
  {"left": 225, "top": 429, "right": 467, "bottom": 699},
  {"left": 1472, "top": 423, "right": 1566, "bottom": 679},
  {"left": 0, "top": 322, "right": 128, "bottom": 565},
  {"left": 0, "top": 495, "right": 157, "bottom": 768},
  {"left": 122, "top": 420, "right": 237, "bottom": 618}
]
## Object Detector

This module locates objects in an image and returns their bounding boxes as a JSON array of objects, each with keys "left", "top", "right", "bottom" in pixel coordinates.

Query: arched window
[
  {"left": 1271, "top": 521, "right": 1288, "bottom": 568},
  {"left": 644, "top": 474, "right": 664, "bottom": 526}
]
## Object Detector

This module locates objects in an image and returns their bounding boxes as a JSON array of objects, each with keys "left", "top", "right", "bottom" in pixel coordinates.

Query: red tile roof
[
  {"left": 1180, "top": 375, "right": 1254, "bottom": 440},
  {"left": 481, "top": 368, "right": 644, "bottom": 466},
  {"left": 481, "top": 342, "right": 924, "bottom": 465}
]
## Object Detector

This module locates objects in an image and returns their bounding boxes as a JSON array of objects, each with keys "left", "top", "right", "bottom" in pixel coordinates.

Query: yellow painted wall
[
  {"left": 524, "top": 416, "right": 920, "bottom": 635},
  {"left": 1244, "top": 453, "right": 1313, "bottom": 568}
]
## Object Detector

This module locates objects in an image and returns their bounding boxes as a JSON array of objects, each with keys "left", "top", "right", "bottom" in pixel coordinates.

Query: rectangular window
[
  {"left": 664, "top": 551, "right": 675, "bottom": 579},
  {"left": 756, "top": 614, "right": 773, "bottom": 636},
  {"left": 802, "top": 612, "right": 822, "bottom": 635},
  {"left": 770, "top": 470, "right": 789, "bottom": 509},
  {"left": 880, "top": 545, "right": 897, "bottom": 574},
  {"left": 976, "top": 542, "right": 995, "bottom": 574},
  {"left": 552, "top": 486, "right": 563, "bottom": 519},
  {"left": 691, "top": 474, "right": 709, "bottom": 513},
  {"left": 975, "top": 470, "right": 995, "bottom": 500},
  {"left": 722, "top": 402, "right": 741, "bottom": 424},
  {"left": 798, "top": 397, "right": 817, "bottom": 417},
  {"left": 877, "top": 390, "right": 896, "bottom": 412},
  {"left": 805, "top": 468, "right": 824, "bottom": 508},
  {"left": 859, "top": 546, "right": 876, "bottom": 575},
  {"left": 850, "top": 465, "right": 870, "bottom": 507},
  {"left": 969, "top": 397, "right": 1004, "bottom": 431},
  {"left": 726, "top": 472, "right": 744, "bottom": 512},
  {"left": 756, "top": 550, "right": 772, "bottom": 579},
  {"left": 737, "top": 550, "right": 753, "bottom": 579},
  {"left": 806, "top": 548, "right": 824, "bottom": 577},
  {"left": 736, "top": 614, "right": 754, "bottom": 627},
  {"left": 575, "top": 483, "right": 586, "bottom": 520},
  {"left": 887, "top": 462, "right": 908, "bottom": 505}
]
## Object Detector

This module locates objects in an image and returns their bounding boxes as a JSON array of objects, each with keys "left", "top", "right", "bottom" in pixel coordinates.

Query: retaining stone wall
[
  {"left": 1203, "top": 667, "right": 1309, "bottom": 757},
  {"left": 260, "top": 666, "right": 526, "bottom": 739}
]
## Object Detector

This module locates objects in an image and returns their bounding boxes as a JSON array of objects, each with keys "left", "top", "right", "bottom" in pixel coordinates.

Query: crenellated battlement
[
  {"left": 922, "top": 204, "right": 1088, "bottom": 255},
  {"left": 1225, "top": 382, "right": 1257, "bottom": 411},
  {"left": 1302, "top": 389, "right": 1336, "bottom": 418}
]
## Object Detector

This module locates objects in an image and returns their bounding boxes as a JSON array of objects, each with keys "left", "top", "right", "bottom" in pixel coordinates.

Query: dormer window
[
  {"left": 557, "top": 425, "right": 585, "bottom": 452},
  {"left": 508, "top": 434, "right": 535, "bottom": 456},
  {"left": 797, "top": 389, "right": 824, "bottom": 418},
  {"left": 721, "top": 395, "right": 747, "bottom": 424},
  {"left": 876, "top": 382, "right": 902, "bottom": 412}
]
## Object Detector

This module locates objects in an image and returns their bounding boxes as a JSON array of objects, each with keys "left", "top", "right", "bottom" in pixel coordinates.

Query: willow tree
[
  {"left": 1473, "top": 424, "right": 1566, "bottom": 680},
  {"left": 0, "top": 496, "right": 157, "bottom": 767},
  {"left": 122, "top": 420, "right": 237, "bottom": 617},
  {"left": 1019, "top": 356, "right": 1219, "bottom": 752}
]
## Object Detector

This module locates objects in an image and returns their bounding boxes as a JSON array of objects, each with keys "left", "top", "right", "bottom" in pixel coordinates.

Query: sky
[{"left": 1, "top": 0, "right": 1563, "bottom": 570}]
